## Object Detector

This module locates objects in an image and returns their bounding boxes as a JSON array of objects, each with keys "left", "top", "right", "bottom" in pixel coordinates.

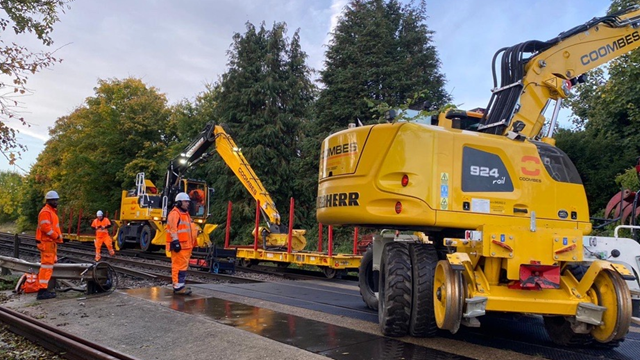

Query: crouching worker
[
  {"left": 91, "top": 210, "right": 115, "bottom": 261},
  {"left": 35, "top": 190, "right": 63, "bottom": 300},
  {"left": 167, "top": 192, "right": 196, "bottom": 295}
]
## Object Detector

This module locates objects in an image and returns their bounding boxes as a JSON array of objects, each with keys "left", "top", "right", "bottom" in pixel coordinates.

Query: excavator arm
[
  {"left": 163, "top": 121, "right": 282, "bottom": 230},
  {"left": 211, "top": 124, "right": 283, "bottom": 231},
  {"left": 480, "top": 6, "right": 640, "bottom": 138}
]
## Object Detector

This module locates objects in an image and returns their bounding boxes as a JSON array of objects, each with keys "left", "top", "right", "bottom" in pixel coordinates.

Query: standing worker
[
  {"left": 35, "top": 190, "right": 63, "bottom": 300},
  {"left": 167, "top": 192, "right": 196, "bottom": 295},
  {"left": 91, "top": 210, "right": 115, "bottom": 261}
]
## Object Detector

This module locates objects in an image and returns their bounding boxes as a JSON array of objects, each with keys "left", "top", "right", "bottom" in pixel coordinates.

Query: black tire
[
  {"left": 409, "top": 243, "right": 439, "bottom": 337},
  {"left": 543, "top": 316, "right": 593, "bottom": 346},
  {"left": 117, "top": 227, "right": 128, "bottom": 250},
  {"left": 378, "top": 242, "right": 412, "bottom": 337},
  {"left": 139, "top": 225, "right": 155, "bottom": 252},
  {"left": 359, "top": 246, "right": 379, "bottom": 310},
  {"left": 276, "top": 262, "right": 290, "bottom": 269},
  {"left": 322, "top": 266, "right": 339, "bottom": 279}
]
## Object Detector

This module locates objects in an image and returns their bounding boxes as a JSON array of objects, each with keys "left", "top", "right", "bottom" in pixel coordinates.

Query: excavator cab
[{"left": 185, "top": 180, "right": 208, "bottom": 219}]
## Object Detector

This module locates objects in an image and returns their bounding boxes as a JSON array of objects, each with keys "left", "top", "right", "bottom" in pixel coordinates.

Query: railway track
[
  {"left": 0, "top": 306, "right": 140, "bottom": 360},
  {"left": 0, "top": 232, "right": 358, "bottom": 282}
]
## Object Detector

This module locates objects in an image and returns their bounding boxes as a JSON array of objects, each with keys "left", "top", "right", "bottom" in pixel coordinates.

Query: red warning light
[
  {"left": 401, "top": 174, "right": 409, "bottom": 187},
  {"left": 395, "top": 202, "right": 402, "bottom": 214}
]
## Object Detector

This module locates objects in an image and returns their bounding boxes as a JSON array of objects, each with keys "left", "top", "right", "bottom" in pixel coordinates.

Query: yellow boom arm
[
  {"left": 480, "top": 6, "right": 640, "bottom": 138},
  {"left": 212, "top": 125, "right": 281, "bottom": 228}
]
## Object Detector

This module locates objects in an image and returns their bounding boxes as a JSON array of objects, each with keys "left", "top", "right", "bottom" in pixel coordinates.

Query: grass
[{"left": 0, "top": 222, "right": 18, "bottom": 233}]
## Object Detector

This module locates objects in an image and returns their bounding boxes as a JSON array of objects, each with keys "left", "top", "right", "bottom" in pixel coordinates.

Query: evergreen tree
[
  {"left": 202, "top": 22, "right": 316, "bottom": 245},
  {"left": 316, "top": 0, "right": 449, "bottom": 134}
]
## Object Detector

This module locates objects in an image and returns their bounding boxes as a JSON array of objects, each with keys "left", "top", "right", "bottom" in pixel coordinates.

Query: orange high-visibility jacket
[
  {"left": 91, "top": 218, "right": 111, "bottom": 240},
  {"left": 166, "top": 207, "right": 194, "bottom": 250},
  {"left": 36, "top": 204, "right": 62, "bottom": 243}
]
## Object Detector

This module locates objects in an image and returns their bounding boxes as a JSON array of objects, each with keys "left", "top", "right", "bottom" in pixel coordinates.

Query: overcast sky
[{"left": 1, "top": 0, "right": 612, "bottom": 173}]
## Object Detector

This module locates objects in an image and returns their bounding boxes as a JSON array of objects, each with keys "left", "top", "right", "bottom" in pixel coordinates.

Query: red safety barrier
[
  {"left": 353, "top": 227, "right": 359, "bottom": 255},
  {"left": 328, "top": 225, "right": 333, "bottom": 257},
  {"left": 287, "top": 197, "right": 294, "bottom": 254},
  {"left": 76, "top": 208, "right": 83, "bottom": 235},
  {"left": 253, "top": 200, "right": 260, "bottom": 251},
  {"left": 224, "top": 201, "right": 232, "bottom": 249},
  {"left": 318, "top": 223, "right": 323, "bottom": 253},
  {"left": 67, "top": 208, "right": 73, "bottom": 234}
]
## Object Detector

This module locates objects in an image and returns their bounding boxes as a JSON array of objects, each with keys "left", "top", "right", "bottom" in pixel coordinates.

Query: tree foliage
[
  {"left": 316, "top": 0, "right": 449, "bottom": 134},
  {"left": 559, "top": 0, "right": 640, "bottom": 215},
  {"left": 0, "top": 170, "right": 22, "bottom": 222},
  {"left": 17, "top": 78, "right": 172, "bottom": 229},
  {"left": 0, "top": 0, "right": 71, "bottom": 164},
  {"left": 199, "top": 22, "right": 316, "bottom": 245}
]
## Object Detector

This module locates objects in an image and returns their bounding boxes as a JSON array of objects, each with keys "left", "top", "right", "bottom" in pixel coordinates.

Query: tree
[
  {"left": 0, "top": 0, "right": 72, "bottom": 164},
  {"left": 316, "top": 0, "right": 449, "bottom": 135},
  {"left": 203, "top": 22, "right": 316, "bottom": 245},
  {"left": 17, "top": 78, "right": 172, "bottom": 229},
  {"left": 559, "top": 0, "right": 640, "bottom": 214},
  {"left": 0, "top": 170, "right": 22, "bottom": 222}
]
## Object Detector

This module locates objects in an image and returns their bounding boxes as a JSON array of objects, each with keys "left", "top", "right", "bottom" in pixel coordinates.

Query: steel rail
[{"left": 0, "top": 306, "right": 140, "bottom": 360}]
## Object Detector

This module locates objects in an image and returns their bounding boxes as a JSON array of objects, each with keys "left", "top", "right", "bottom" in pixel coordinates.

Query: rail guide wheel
[
  {"left": 433, "top": 260, "right": 464, "bottom": 334},
  {"left": 588, "top": 269, "right": 632, "bottom": 343}
]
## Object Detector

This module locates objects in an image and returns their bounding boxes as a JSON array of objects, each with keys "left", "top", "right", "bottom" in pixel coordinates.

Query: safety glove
[{"left": 170, "top": 240, "right": 181, "bottom": 252}]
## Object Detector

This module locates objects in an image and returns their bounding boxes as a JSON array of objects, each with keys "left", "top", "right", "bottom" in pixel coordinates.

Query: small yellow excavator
[
  {"left": 317, "top": 6, "right": 640, "bottom": 347},
  {"left": 116, "top": 121, "right": 306, "bottom": 253}
]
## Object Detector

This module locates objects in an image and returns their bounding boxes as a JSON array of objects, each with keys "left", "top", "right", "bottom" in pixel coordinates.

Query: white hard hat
[
  {"left": 97, "top": 210, "right": 104, "bottom": 217},
  {"left": 175, "top": 192, "right": 191, "bottom": 202},
  {"left": 45, "top": 190, "right": 60, "bottom": 200}
]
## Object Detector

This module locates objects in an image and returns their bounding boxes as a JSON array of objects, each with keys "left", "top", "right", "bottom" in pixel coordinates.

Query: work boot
[
  {"left": 173, "top": 287, "right": 192, "bottom": 295},
  {"left": 36, "top": 289, "right": 56, "bottom": 300}
]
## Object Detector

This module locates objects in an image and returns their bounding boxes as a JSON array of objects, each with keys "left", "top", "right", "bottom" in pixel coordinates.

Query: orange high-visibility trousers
[
  {"left": 37, "top": 242, "right": 57, "bottom": 290},
  {"left": 94, "top": 236, "right": 115, "bottom": 261},
  {"left": 171, "top": 249, "right": 192, "bottom": 289}
]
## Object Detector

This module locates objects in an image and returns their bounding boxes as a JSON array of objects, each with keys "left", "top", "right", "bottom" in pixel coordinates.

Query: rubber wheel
[
  {"left": 543, "top": 316, "right": 593, "bottom": 346},
  {"left": 358, "top": 247, "right": 379, "bottom": 310},
  {"left": 378, "top": 242, "right": 412, "bottom": 337},
  {"left": 409, "top": 243, "right": 439, "bottom": 337},
  {"left": 139, "top": 225, "right": 154, "bottom": 252},
  {"left": 117, "top": 227, "right": 128, "bottom": 250},
  {"left": 322, "top": 267, "right": 338, "bottom": 279}
]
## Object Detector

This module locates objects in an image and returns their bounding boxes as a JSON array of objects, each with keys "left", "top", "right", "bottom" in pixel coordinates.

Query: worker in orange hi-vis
[
  {"left": 35, "top": 190, "right": 63, "bottom": 300},
  {"left": 166, "top": 192, "right": 196, "bottom": 295},
  {"left": 91, "top": 210, "right": 115, "bottom": 261}
]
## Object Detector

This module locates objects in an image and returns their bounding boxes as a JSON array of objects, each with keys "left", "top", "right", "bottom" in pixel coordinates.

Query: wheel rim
[
  {"left": 590, "top": 269, "right": 632, "bottom": 343},
  {"left": 433, "top": 260, "right": 463, "bottom": 333}
]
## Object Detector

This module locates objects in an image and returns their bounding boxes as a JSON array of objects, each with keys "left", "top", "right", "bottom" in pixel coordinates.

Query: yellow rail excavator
[
  {"left": 116, "top": 121, "right": 306, "bottom": 253},
  {"left": 317, "top": 6, "right": 640, "bottom": 347}
]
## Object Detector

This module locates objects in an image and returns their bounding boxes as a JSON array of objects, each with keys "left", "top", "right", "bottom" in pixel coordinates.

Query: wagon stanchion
[
  {"left": 224, "top": 201, "right": 232, "bottom": 249},
  {"left": 253, "top": 200, "right": 260, "bottom": 252},
  {"left": 287, "top": 197, "right": 294, "bottom": 254},
  {"left": 318, "top": 223, "right": 323, "bottom": 253},
  {"left": 328, "top": 225, "right": 333, "bottom": 257}
]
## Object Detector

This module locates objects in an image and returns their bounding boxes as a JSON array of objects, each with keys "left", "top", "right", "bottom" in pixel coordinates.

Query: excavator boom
[{"left": 481, "top": 6, "right": 640, "bottom": 138}]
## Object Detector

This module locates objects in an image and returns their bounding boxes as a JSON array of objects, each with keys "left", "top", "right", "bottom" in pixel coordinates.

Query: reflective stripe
[
  {"left": 40, "top": 265, "right": 54, "bottom": 269},
  {"left": 174, "top": 282, "right": 185, "bottom": 288},
  {"left": 177, "top": 229, "right": 190, "bottom": 234},
  {"left": 40, "top": 220, "right": 51, "bottom": 225},
  {"left": 171, "top": 234, "right": 179, "bottom": 240},
  {"left": 39, "top": 280, "right": 50, "bottom": 284},
  {"left": 46, "top": 230, "right": 54, "bottom": 236}
]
